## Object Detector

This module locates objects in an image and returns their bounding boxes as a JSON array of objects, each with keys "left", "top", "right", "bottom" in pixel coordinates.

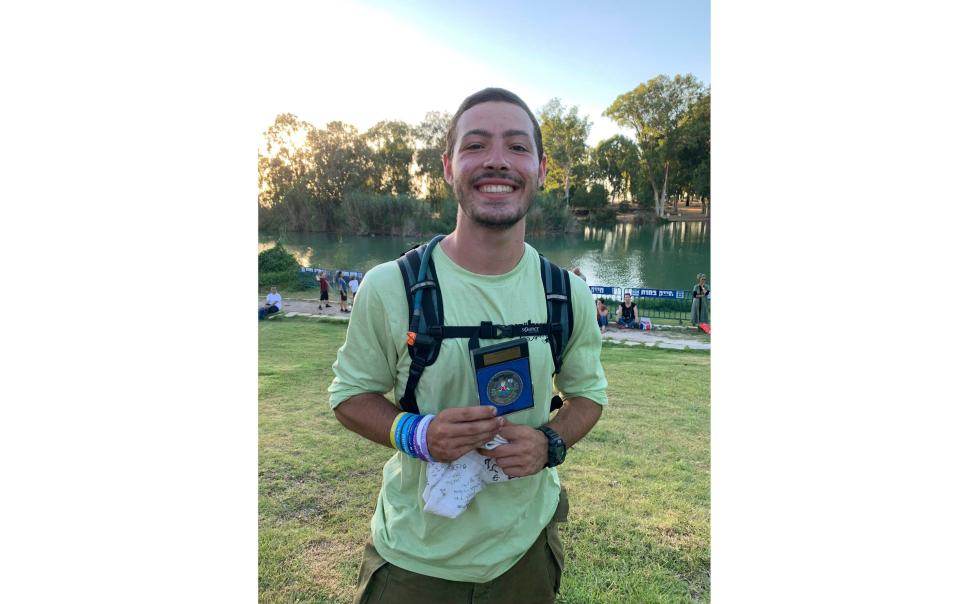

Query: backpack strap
[
  {"left": 539, "top": 254, "right": 574, "bottom": 413},
  {"left": 396, "top": 235, "right": 445, "bottom": 414},
  {"left": 396, "top": 239, "right": 575, "bottom": 416}
]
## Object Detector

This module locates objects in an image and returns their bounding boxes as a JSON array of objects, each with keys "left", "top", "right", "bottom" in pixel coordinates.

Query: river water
[{"left": 258, "top": 221, "right": 709, "bottom": 291}]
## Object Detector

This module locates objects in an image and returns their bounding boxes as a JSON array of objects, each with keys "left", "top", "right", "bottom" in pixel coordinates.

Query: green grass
[{"left": 260, "top": 319, "right": 710, "bottom": 603}]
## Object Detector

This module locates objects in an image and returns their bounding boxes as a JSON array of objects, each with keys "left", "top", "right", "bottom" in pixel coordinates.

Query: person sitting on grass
[
  {"left": 596, "top": 298, "right": 609, "bottom": 333},
  {"left": 259, "top": 286, "right": 282, "bottom": 320},
  {"left": 617, "top": 292, "right": 639, "bottom": 329}
]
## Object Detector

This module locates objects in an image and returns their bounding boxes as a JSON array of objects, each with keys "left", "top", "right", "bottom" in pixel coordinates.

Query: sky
[{"left": 254, "top": 0, "right": 710, "bottom": 146}]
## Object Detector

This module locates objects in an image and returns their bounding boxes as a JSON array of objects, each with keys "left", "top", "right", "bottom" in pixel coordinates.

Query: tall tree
[
  {"left": 365, "top": 120, "right": 415, "bottom": 196},
  {"left": 310, "top": 121, "right": 372, "bottom": 203},
  {"left": 539, "top": 98, "right": 592, "bottom": 207},
  {"left": 413, "top": 111, "right": 452, "bottom": 203},
  {"left": 672, "top": 91, "right": 711, "bottom": 211},
  {"left": 258, "top": 113, "right": 315, "bottom": 209},
  {"left": 604, "top": 74, "right": 706, "bottom": 217},
  {"left": 593, "top": 135, "right": 642, "bottom": 204}
]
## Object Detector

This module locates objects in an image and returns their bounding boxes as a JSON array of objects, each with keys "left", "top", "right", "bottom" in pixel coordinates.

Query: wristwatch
[{"left": 535, "top": 425, "right": 567, "bottom": 468}]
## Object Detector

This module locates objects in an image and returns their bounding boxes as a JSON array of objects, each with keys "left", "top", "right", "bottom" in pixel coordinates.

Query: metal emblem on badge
[
  {"left": 472, "top": 339, "right": 534, "bottom": 416},
  {"left": 486, "top": 369, "right": 524, "bottom": 406}
]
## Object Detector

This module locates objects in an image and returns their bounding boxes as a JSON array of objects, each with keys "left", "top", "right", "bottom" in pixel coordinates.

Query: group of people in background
[
  {"left": 316, "top": 270, "right": 360, "bottom": 313},
  {"left": 264, "top": 266, "right": 708, "bottom": 327},
  {"left": 258, "top": 270, "right": 364, "bottom": 320},
  {"left": 590, "top": 271, "right": 710, "bottom": 332}
]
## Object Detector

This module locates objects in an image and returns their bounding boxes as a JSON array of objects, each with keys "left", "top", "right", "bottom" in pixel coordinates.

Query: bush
[
  {"left": 573, "top": 184, "right": 609, "bottom": 210},
  {"left": 587, "top": 206, "right": 618, "bottom": 228},
  {"left": 527, "top": 191, "right": 578, "bottom": 234},
  {"left": 258, "top": 269, "right": 302, "bottom": 292},
  {"left": 259, "top": 242, "right": 301, "bottom": 273},
  {"left": 342, "top": 191, "right": 431, "bottom": 236}
]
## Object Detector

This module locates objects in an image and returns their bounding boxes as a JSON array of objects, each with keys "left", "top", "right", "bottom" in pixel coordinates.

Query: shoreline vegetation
[
  {"left": 259, "top": 74, "right": 709, "bottom": 237},
  {"left": 260, "top": 193, "right": 709, "bottom": 240}
]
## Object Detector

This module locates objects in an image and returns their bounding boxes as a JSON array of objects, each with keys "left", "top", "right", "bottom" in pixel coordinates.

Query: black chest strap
[{"left": 396, "top": 236, "right": 573, "bottom": 415}]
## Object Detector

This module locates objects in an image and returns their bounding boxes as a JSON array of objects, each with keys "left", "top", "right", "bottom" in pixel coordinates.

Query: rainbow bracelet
[{"left": 389, "top": 412, "right": 436, "bottom": 461}]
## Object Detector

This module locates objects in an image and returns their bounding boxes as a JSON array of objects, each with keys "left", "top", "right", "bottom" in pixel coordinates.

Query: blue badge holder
[{"left": 472, "top": 339, "right": 535, "bottom": 416}]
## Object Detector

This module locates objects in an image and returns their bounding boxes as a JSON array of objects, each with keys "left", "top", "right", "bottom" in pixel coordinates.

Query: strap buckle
[{"left": 478, "top": 321, "right": 495, "bottom": 339}]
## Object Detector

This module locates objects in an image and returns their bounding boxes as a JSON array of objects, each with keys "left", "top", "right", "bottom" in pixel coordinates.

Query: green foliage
[
  {"left": 672, "top": 92, "right": 711, "bottom": 201},
  {"left": 539, "top": 98, "right": 592, "bottom": 205},
  {"left": 365, "top": 120, "right": 416, "bottom": 196},
  {"left": 574, "top": 183, "right": 609, "bottom": 210},
  {"left": 594, "top": 135, "right": 642, "bottom": 204},
  {"left": 427, "top": 195, "right": 459, "bottom": 233},
  {"left": 259, "top": 320, "right": 710, "bottom": 603},
  {"left": 258, "top": 243, "right": 303, "bottom": 291},
  {"left": 258, "top": 269, "right": 301, "bottom": 291},
  {"left": 311, "top": 121, "right": 372, "bottom": 203},
  {"left": 259, "top": 113, "right": 316, "bottom": 210},
  {"left": 526, "top": 190, "right": 578, "bottom": 234},
  {"left": 586, "top": 206, "right": 618, "bottom": 228},
  {"left": 413, "top": 111, "right": 452, "bottom": 204},
  {"left": 341, "top": 191, "right": 432, "bottom": 236},
  {"left": 604, "top": 74, "right": 707, "bottom": 216},
  {"left": 259, "top": 242, "right": 301, "bottom": 273}
]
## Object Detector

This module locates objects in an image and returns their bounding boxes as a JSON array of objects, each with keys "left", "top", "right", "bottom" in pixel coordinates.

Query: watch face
[
  {"left": 552, "top": 439, "right": 567, "bottom": 464},
  {"left": 486, "top": 369, "right": 524, "bottom": 407}
]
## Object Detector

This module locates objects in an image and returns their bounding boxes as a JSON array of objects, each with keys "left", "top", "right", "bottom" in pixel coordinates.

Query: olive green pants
[{"left": 353, "top": 487, "right": 568, "bottom": 604}]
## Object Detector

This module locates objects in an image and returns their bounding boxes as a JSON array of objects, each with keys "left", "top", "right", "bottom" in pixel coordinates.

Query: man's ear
[
  {"left": 442, "top": 152, "right": 454, "bottom": 186},
  {"left": 538, "top": 153, "right": 548, "bottom": 189}
]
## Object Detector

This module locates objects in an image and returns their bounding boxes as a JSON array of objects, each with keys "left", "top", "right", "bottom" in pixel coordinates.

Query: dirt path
[{"left": 262, "top": 295, "right": 710, "bottom": 351}]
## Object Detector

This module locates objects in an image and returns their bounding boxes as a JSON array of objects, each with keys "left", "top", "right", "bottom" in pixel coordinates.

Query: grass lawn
[{"left": 259, "top": 319, "right": 710, "bottom": 603}]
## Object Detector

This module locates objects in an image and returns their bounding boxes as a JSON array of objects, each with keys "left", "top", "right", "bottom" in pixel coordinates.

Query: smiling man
[{"left": 329, "top": 88, "right": 607, "bottom": 604}]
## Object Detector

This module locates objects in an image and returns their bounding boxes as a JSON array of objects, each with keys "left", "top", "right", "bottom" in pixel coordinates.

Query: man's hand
[
  {"left": 477, "top": 420, "right": 547, "bottom": 478},
  {"left": 427, "top": 406, "right": 504, "bottom": 463}
]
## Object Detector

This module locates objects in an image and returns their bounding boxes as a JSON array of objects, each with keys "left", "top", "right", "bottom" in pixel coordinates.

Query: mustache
[{"left": 469, "top": 172, "right": 523, "bottom": 187}]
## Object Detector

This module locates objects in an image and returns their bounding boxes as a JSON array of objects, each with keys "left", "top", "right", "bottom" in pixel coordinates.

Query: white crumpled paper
[{"left": 422, "top": 435, "right": 514, "bottom": 518}]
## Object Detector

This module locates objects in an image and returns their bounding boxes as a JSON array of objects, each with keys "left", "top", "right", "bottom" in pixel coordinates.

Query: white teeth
[{"left": 478, "top": 185, "right": 514, "bottom": 193}]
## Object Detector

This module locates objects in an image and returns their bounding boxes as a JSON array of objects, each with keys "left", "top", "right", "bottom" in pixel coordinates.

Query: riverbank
[{"left": 260, "top": 295, "right": 711, "bottom": 350}]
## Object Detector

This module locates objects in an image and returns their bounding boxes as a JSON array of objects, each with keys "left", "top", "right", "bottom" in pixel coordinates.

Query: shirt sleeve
[
  {"left": 328, "top": 264, "right": 405, "bottom": 409},
  {"left": 554, "top": 275, "right": 608, "bottom": 406}
]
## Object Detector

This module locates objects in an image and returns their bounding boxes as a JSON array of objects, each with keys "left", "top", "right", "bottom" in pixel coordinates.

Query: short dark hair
[{"left": 445, "top": 87, "right": 543, "bottom": 163}]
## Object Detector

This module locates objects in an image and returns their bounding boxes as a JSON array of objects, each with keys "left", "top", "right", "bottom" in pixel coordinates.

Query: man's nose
[{"left": 482, "top": 145, "right": 510, "bottom": 170}]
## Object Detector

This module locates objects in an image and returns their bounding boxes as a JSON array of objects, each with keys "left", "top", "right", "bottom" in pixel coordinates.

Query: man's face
[
  {"left": 624, "top": 295, "right": 631, "bottom": 304},
  {"left": 271, "top": 287, "right": 277, "bottom": 294},
  {"left": 442, "top": 102, "right": 547, "bottom": 230}
]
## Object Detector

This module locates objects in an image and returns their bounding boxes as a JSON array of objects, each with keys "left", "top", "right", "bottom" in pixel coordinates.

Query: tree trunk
[
  {"left": 564, "top": 170, "right": 570, "bottom": 208},
  {"left": 638, "top": 153, "right": 659, "bottom": 214},
  {"left": 658, "top": 161, "right": 670, "bottom": 218}
]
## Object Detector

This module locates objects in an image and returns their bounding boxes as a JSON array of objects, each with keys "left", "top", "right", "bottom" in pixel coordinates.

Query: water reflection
[{"left": 259, "top": 220, "right": 709, "bottom": 291}]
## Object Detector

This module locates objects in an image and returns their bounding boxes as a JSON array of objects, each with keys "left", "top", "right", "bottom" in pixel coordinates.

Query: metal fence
[{"left": 589, "top": 285, "right": 708, "bottom": 323}]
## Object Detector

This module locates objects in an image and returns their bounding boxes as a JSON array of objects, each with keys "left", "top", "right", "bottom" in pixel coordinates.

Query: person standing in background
[
  {"left": 317, "top": 271, "right": 331, "bottom": 309},
  {"left": 349, "top": 275, "right": 360, "bottom": 304},
  {"left": 691, "top": 273, "right": 710, "bottom": 325},
  {"left": 337, "top": 271, "right": 350, "bottom": 313}
]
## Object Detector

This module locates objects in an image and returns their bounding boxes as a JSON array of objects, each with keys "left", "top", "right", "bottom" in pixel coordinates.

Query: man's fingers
[{"left": 437, "top": 406, "right": 498, "bottom": 422}]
